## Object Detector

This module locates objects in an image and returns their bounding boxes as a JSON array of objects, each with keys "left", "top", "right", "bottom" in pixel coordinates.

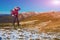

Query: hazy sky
[{"left": 0, "top": 0, "right": 60, "bottom": 14}]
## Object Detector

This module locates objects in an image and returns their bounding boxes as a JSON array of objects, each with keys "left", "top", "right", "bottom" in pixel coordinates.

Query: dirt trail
[{"left": 20, "top": 20, "right": 38, "bottom": 25}]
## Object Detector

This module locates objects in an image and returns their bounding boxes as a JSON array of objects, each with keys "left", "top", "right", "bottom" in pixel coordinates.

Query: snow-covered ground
[{"left": 0, "top": 28, "right": 60, "bottom": 40}]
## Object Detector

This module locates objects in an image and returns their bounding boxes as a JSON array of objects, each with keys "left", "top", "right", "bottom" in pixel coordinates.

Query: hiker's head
[{"left": 14, "top": 7, "right": 20, "bottom": 11}]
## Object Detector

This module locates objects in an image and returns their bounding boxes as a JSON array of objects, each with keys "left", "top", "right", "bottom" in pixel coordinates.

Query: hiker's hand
[{"left": 12, "top": 15, "right": 14, "bottom": 16}]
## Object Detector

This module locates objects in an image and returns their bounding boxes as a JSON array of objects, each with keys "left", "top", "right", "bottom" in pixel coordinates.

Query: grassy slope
[{"left": 21, "top": 12, "right": 60, "bottom": 33}]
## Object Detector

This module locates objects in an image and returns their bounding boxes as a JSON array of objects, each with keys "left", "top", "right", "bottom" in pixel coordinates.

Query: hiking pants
[{"left": 12, "top": 15, "right": 19, "bottom": 26}]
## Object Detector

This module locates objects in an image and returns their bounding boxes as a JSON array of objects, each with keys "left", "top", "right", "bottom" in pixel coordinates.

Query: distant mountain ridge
[{"left": 22, "top": 11, "right": 60, "bottom": 22}]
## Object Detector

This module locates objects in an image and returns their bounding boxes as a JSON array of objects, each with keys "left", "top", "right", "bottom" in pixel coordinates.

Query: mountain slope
[
  {"left": 22, "top": 12, "right": 60, "bottom": 22},
  {"left": 21, "top": 11, "right": 60, "bottom": 33}
]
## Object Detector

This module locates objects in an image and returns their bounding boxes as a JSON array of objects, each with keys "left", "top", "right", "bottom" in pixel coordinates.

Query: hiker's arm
[{"left": 11, "top": 11, "right": 14, "bottom": 16}]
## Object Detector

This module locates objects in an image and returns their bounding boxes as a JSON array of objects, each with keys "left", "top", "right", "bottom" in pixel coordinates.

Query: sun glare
[{"left": 52, "top": 0, "right": 60, "bottom": 5}]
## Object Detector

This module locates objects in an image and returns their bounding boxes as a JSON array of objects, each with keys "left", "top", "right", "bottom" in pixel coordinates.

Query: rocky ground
[{"left": 0, "top": 28, "right": 60, "bottom": 40}]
